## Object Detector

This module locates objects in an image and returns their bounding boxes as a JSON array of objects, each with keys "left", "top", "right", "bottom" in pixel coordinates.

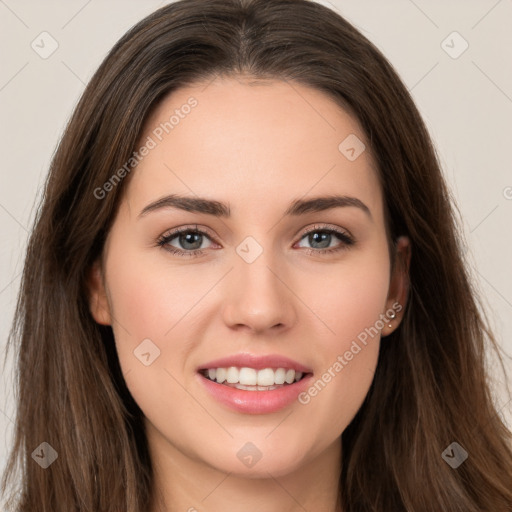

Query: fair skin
[{"left": 88, "top": 76, "right": 410, "bottom": 512}]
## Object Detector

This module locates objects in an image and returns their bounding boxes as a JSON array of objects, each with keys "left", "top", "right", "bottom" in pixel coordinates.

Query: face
[{"left": 89, "top": 76, "right": 409, "bottom": 479}]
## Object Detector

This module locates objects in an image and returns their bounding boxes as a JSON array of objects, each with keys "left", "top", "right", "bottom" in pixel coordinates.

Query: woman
[{"left": 2, "top": 0, "right": 511, "bottom": 510}]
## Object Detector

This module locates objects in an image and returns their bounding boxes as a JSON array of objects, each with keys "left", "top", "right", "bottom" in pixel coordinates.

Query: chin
[{"left": 199, "top": 438, "right": 311, "bottom": 478}]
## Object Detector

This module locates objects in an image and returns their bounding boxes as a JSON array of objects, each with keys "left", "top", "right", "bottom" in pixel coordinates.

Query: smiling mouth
[{"left": 199, "top": 367, "right": 311, "bottom": 391}]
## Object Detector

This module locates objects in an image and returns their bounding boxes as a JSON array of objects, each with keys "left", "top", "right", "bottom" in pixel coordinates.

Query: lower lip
[{"left": 197, "top": 372, "right": 314, "bottom": 414}]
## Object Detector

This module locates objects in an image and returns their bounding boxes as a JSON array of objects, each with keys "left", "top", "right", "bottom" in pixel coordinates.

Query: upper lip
[{"left": 198, "top": 353, "right": 313, "bottom": 373}]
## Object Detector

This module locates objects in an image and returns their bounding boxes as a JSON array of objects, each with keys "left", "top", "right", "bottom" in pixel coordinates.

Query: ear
[
  {"left": 381, "top": 236, "right": 411, "bottom": 337},
  {"left": 86, "top": 259, "right": 112, "bottom": 325}
]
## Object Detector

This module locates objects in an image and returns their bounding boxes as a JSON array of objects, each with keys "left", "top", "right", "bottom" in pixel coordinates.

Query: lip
[
  {"left": 197, "top": 353, "right": 313, "bottom": 373},
  {"left": 197, "top": 371, "right": 314, "bottom": 414}
]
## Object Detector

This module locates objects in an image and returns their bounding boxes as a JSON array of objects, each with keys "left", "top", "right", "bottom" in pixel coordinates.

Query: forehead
[{"left": 125, "top": 77, "right": 383, "bottom": 220}]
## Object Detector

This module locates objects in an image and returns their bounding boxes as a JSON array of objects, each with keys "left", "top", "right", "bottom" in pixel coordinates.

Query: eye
[
  {"left": 156, "top": 223, "right": 355, "bottom": 258},
  {"left": 157, "top": 226, "right": 216, "bottom": 258},
  {"left": 294, "top": 224, "right": 355, "bottom": 255}
]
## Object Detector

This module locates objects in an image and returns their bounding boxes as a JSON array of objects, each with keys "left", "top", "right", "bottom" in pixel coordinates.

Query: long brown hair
[{"left": 2, "top": 0, "right": 511, "bottom": 510}]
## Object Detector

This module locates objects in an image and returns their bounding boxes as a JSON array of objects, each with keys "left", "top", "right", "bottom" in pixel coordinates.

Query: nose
[{"left": 222, "top": 250, "right": 297, "bottom": 335}]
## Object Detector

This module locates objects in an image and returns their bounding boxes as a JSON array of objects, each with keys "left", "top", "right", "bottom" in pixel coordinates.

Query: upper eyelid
[{"left": 300, "top": 223, "right": 353, "bottom": 238}]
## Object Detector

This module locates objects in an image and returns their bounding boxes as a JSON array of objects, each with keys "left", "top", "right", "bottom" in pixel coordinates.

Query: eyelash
[{"left": 156, "top": 224, "right": 355, "bottom": 258}]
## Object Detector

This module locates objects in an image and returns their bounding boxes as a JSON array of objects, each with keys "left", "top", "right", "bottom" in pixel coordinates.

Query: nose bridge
[{"left": 223, "top": 236, "right": 295, "bottom": 332}]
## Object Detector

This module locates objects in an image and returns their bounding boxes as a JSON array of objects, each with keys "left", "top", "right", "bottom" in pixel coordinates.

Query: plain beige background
[{"left": 1, "top": 0, "right": 511, "bottom": 480}]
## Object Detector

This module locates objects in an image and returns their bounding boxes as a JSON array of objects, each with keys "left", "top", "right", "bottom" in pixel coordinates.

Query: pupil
[
  {"left": 181, "top": 233, "right": 202, "bottom": 250},
  {"left": 310, "top": 232, "right": 330, "bottom": 249}
]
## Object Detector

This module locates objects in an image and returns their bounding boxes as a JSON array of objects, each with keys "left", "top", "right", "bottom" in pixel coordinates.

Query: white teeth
[
  {"left": 239, "top": 367, "right": 257, "bottom": 385},
  {"left": 203, "top": 366, "right": 306, "bottom": 386},
  {"left": 285, "top": 369, "right": 295, "bottom": 384},
  {"left": 274, "top": 368, "right": 286, "bottom": 385},
  {"left": 216, "top": 368, "right": 227, "bottom": 383},
  {"left": 257, "top": 368, "right": 275, "bottom": 386},
  {"left": 226, "top": 367, "right": 239, "bottom": 383}
]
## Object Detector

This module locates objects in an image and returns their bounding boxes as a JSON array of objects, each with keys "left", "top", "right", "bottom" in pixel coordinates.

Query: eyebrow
[{"left": 138, "top": 194, "right": 372, "bottom": 220}]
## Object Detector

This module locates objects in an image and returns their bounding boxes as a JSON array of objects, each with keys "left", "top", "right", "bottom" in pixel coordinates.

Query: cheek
[
  {"left": 103, "top": 251, "right": 203, "bottom": 425},
  {"left": 105, "top": 245, "right": 209, "bottom": 344},
  {"left": 314, "top": 252, "right": 390, "bottom": 347},
  {"left": 103, "top": 242, "right": 218, "bottom": 415},
  {"left": 298, "top": 254, "right": 389, "bottom": 426}
]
